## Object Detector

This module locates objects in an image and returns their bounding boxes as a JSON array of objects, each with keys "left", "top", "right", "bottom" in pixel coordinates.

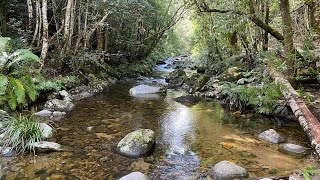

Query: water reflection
[{"left": 160, "top": 103, "right": 196, "bottom": 155}]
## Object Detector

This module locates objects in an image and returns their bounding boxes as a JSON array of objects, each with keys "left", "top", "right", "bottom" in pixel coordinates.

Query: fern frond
[
  {"left": 10, "top": 78, "right": 25, "bottom": 104},
  {"left": 21, "top": 76, "right": 36, "bottom": 101},
  {"left": 0, "top": 75, "right": 8, "bottom": 95}
]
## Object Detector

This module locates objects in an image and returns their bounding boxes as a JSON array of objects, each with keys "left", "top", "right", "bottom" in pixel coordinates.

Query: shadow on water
[{"left": 2, "top": 61, "right": 319, "bottom": 179}]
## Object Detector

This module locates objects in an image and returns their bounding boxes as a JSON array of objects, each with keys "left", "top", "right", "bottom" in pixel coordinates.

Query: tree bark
[
  {"left": 32, "top": 0, "right": 40, "bottom": 45},
  {"left": 263, "top": 0, "right": 270, "bottom": 51},
  {"left": 279, "top": 0, "right": 295, "bottom": 76},
  {"left": 62, "top": 0, "right": 73, "bottom": 53},
  {"left": 268, "top": 65, "right": 320, "bottom": 157},
  {"left": 41, "top": 0, "right": 48, "bottom": 61},
  {"left": 27, "top": 0, "right": 33, "bottom": 39},
  {"left": 97, "top": 25, "right": 104, "bottom": 52}
]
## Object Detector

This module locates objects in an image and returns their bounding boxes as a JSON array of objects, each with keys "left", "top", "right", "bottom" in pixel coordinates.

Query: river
[{"left": 1, "top": 58, "right": 318, "bottom": 179}]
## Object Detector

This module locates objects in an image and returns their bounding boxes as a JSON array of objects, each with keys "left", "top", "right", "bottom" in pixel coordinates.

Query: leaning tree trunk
[
  {"left": 268, "top": 66, "right": 320, "bottom": 157},
  {"left": 279, "top": 0, "right": 295, "bottom": 77},
  {"left": 41, "top": 0, "right": 48, "bottom": 61}
]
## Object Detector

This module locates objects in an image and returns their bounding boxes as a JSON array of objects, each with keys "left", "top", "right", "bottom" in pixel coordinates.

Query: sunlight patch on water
[{"left": 160, "top": 104, "right": 196, "bottom": 155}]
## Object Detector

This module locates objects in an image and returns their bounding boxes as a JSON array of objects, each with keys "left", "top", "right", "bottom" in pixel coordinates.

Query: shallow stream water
[{"left": 1, "top": 59, "right": 319, "bottom": 179}]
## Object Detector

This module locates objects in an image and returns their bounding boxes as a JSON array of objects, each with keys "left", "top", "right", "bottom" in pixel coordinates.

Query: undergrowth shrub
[
  {"left": 1, "top": 114, "right": 47, "bottom": 154},
  {"left": 0, "top": 37, "right": 42, "bottom": 110},
  {"left": 220, "top": 82, "right": 287, "bottom": 115}
]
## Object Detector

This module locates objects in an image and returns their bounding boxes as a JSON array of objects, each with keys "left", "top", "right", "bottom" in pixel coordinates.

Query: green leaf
[
  {"left": 21, "top": 76, "right": 36, "bottom": 101},
  {"left": 0, "top": 75, "right": 8, "bottom": 95},
  {"left": 11, "top": 78, "right": 25, "bottom": 104}
]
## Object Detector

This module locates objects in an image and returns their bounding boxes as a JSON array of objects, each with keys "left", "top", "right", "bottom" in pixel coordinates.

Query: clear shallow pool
[{"left": 1, "top": 61, "right": 319, "bottom": 179}]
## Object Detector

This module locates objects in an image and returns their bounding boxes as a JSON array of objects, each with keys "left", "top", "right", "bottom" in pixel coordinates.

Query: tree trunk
[
  {"left": 279, "top": 0, "right": 295, "bottom": 77},
  {"left": 27, "top": 0, "right": 33, "bottom": 40},
  {"left": 41, "top": 0, "right": 48, "bottom": 61},
  {"left": 268, "top": 65, "right": 320, "bottom": 157},
  {"left": 97, "top": 25, "right": 104, "bottom": 52},
  {"left": 32, "top": 0, "right": 40, "bottom": 45},
  {"left": 263, "top": 0, "right": 270, "bottom": 51},
  {"left": 62, "top": 0, "right": 73, "bottom": 53}
]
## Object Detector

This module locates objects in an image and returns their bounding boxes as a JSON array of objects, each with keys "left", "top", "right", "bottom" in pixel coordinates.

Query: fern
[
  {"left": 0, "top": 76, "right": 37, "bottom": 110},
  {"left": 0, "top": 75, "right": 8, "bottom": 95},
  {"left": 219, "top": 82, "right": 285, "bottom": 115}
]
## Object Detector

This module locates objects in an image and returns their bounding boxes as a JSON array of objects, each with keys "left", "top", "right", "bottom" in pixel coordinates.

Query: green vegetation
[
  {"left": 1, "top": 114, "right": 47, "bottom": 154},
  {"left": 300, "top": 166, "right": 317, "bottom": 180},
  {"left": 220, "top": 81, "right": 286, "bottom": 115}
]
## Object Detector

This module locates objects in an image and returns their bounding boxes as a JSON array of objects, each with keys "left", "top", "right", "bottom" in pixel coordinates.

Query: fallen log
[{"left": 267, "top": 65, "right": 320, "bottom": 157}]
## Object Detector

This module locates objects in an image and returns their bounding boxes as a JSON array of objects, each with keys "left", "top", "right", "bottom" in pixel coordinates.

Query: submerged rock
[
  {"left": 44, "top": 99, "right": 75, "bottom": 112},
  {"left": 119, "top": 172, "right": 147, "bottom": 180},
  {"left": 279, "top": 143, "right": 310, "bottom": 157},
  {"left": 130, "top": 85, "right": 166, "bottom": 96},
  {"left": 35, "top": 110, "right": 53, "bottom": 117},
  {"left": 117, "top": 129, "right": 155, "bottom": 157},
  {"left": 172, "top": 95, "right": 202, "bottom": 106},
  {"left": 39, "top": 123, "right": 53, "bottom": 139},
  {"left": 258, "top": 129, "right": 285, "bottom": 144},
  {"left": 211, "top": 160, "right": 248, "bottom": 180},
  {"left": 31, "top": 141, "right": 64, "bottom": 152}
]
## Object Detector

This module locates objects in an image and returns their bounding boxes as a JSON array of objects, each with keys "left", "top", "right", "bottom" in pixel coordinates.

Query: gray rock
[
  {"left": 39, "top": 123, "right": 53, "bottom": 139},
  {"left": 31, "top": 141, "right": 63, "bottom": 152},
  {"left": 0, "top": 110, "right": 9, "bottom": 121},
  {"left": 211, "top": 160, "right": 248, "bottom": 180},
  {"left": 119, "top": 172, "right": 147, "bottom": 180},
  {"left": 59, "top": 90, "right": 72, "bottom": 101},
  {"left": 44, "top": 99, "right": 75, "bottom": 112},
  {"left": 279, "top": 143, "right": 310, "bottom": 157},
  {"left": 165, "top": 69, "right": 187, "bottom": 89},
  {"left": 117, "top": 129, "right": 155, "bottom": 157},
  {"left": 35, "top": 110, "right": 52, "bottom": 117},
  {"left": 258, "top": 129, "right": 285, "bottom": 144},
  {"left": 0, "top": 146, "right": 16, "bottom": 157},
  {"left": 72, "top": 92, "right": 94, "bottom": 101},
  {"left": 130, "top": 85, "right": 166, "bottom": 96},
  {"left": 52, "top": 111, "right": 66, "bottom": 117}
]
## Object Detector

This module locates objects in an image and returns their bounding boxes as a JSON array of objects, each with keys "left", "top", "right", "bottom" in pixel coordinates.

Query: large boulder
[
  {"left": 218, "top": 67, "right": 243, "bottom": 82},
  {"left": 279, "top": 143, "right": 310, "bottom": 158},
  {"left": 44, "top": 99, "right": 75, "bottom": 112},
  {"left": 59, "top": 90, "right": 72, "bottom": 101},
  {"left": 258, "top": 129, "right": 285, "bottom": 144},
  {"left": 129, "top": 85, "right": 166, "bottom": 96},
  {"left": 211, "top": 160, "right": 248, "bottom": 180},
  {"left": 193, "top": 74, "right": 210, "bottom": 92},
  {"left": 117, "top": 129, "right": 155, "bottom": 157},
  {"left": 165, "top": 69, "right": 187, "bottom": 89},
  {"left": 119, "top": 172, "right": 147, "bottom": 180}
]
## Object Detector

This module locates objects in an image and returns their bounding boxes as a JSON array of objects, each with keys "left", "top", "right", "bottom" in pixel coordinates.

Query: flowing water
[{"left": 1, "top": 58, "right": 319, "bottom": 179}]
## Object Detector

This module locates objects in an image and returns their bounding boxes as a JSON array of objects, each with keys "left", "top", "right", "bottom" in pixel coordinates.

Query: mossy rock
[
  {"left": 218, "top": 67, "right": 244, "bottom": 82},
  {"left": 0, "top": 37, "right": 12, "bottom": 53}
]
